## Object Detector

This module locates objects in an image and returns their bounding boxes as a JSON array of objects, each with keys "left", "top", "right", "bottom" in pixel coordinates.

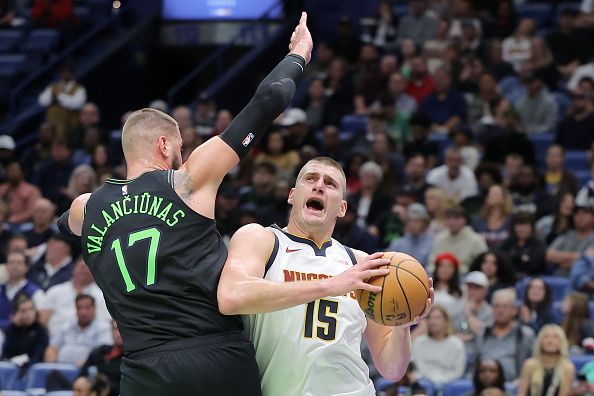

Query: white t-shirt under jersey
[{"left": 247, "top": 226, "right": 375, "bottom": 396}]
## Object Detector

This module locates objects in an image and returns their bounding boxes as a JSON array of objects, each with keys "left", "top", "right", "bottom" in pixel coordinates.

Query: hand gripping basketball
[{"left": 325, "top": 252, "right": 390, "bottom": 297}]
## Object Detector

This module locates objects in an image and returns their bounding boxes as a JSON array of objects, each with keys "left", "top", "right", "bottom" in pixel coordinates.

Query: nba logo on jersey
[
  {"left": 242, "top": 132, "right": 255, "bottom": 147},
  {"left": 121, "top": 185, "right": 128, "bottom": 195}
]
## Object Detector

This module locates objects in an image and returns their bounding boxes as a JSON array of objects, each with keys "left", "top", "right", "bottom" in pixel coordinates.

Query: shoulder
[
  {"left": 228, "top": 224, "right": 277, "bottom": 253},
  {"left": 522, "top": 357, "right": 537, "bottom": 370}
]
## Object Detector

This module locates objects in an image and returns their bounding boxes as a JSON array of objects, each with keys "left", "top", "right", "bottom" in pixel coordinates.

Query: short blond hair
[
  {"left": 121, "top": 108, "right": 179, "bottom": 158},
  {"left": 296, "top": 157, "right": 347, "bottom": 197}
]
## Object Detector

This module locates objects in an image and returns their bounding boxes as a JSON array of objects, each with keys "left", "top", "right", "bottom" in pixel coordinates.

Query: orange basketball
[{"left": 356, "top": 252, "right": 430, "bottom": 326}]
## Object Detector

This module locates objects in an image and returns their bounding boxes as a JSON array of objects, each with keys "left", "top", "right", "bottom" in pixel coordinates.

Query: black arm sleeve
[
  {"left": 219, "top": 53, "right": 305, "bottom": 158},
  {"left": 57, "top": 210, "right": 77, "bottom": 238}
]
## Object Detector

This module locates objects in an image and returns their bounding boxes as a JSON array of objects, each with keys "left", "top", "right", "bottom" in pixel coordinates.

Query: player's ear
[
  {"left": 337, "top": 199, "right": 347, "bottom": 218},
  {"left": 287, "top": 188, "right": 295, "bottom": 204},
  {"left": 158, "top": 136, "right": 168, "bottom": 157}
]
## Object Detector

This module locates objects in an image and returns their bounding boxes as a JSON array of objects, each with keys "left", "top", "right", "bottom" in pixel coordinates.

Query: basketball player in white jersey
[{"left": 218, "top": 157, "right": 434, "bottom": 396}]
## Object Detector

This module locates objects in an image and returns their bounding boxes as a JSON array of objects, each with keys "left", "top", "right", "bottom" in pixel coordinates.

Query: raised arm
[
  {"left": 359, "top": 249, "right": 434, "bottom": 382},
  {"left": 180, "top": 13, "right": 313, "bottom": 193},
  {"left": 57, "top": 193, "right": 91, "bottom": 237},
  {"left": 217, "top": 224, "right": 390, "bottom": 315}
]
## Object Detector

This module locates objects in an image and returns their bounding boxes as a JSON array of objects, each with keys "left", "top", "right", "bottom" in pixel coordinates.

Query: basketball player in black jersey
[{"left": 56, "top": 13, "right": 313, "bottom": 396}]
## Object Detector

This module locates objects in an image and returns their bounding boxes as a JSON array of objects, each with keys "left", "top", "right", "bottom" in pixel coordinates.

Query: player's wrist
[{"left": 289, "top": 43, "right": 312, "bottom": 64}]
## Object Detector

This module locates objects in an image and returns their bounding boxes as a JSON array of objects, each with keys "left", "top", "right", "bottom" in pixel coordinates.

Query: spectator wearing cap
[
  {"left": 38, "top": 62, "right": 86, "bottom": 139},
  {"left": 430, "top": 205, "right": 488, "bottom": 273},
  {"left": 32, "top": 138, "right": 75, "bottom": 205},
  {"left": 0, "top": 161, "right": 42, "bottom": 225},
  {"left": 334, "top": 199, "right": 379, "bottom": 253},
  {"left": 426, "top": 146, "right": 479, "bottom": 203},
  {"left": 403, "top": 112, "right": 439, "bottom": 169},
  {"left": 0, "top": 134, "right": 16, "bottom": 167},
  {"left": 279, "top": 108, "right": 319, "bottom": 151},
  {"left": 454, "top": 271, "right": 493, "bottom": 362},
  {"left": 432, "top": 252, "right": 463, "bottom": 318},
  {"left": 27, "top": 232, "right": 74, "bottom": 291},
  {"left": 397, "top": 0, "right": 437, "bottom": 47},
  {"left": 546, "top": 202, "right": 594, "bottom": 276},
  {"left": 476, "top": 289, "right": 535, "bottom": 382},
  {"left": 0, "top": 251, "right": 44, "bottom": 330},
  {"left": 39, "top": 258, "right": 110, "bottom": 340},
  {"left": 388, "top": 203, "right": 432, "bottom": 268},
  {"left": 570, "top": 246, "right": 594, "bottom": 298},
  {"left": 556, "top": 90, "right": 594, "bottom": 151},
  {"left": 500, "top": 212, "right": 547, "bottom": 277},
  {"left": 514, "top": 72, "right": 558, "bottom": 134},
  {"left": 419, "top": 66, "right": 468, "bottom": 133}
]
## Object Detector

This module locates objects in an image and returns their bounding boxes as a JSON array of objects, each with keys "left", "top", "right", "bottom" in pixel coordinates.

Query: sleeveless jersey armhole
[
  {"left": 343, "top": 244, "right": 357, "bottom": 265},
  {"left": 264, "top": 231, "right": 279, "bottom": 276}
]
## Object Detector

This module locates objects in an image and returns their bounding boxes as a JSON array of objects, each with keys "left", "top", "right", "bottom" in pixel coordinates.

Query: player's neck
[
  {"left": 286, "top": 220, "right": 332, "bottom": 246},
  {"left": 127, "top": 160, "right": 170, "bottom": 180}
]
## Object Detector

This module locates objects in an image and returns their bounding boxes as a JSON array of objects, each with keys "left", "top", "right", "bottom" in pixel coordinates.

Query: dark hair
[
  {"left": 474, "top": 162, "right": 503, "bottom": 185},
  {"left": 550, "top": 190, "right": 575, "bottom": 242},
  {"left": 11, "top": 293, "right": 34, "bottom": 315},
  {"left": 75, "top": 294, "right": 95, "bottom": 307},
  {"left": 523, "top": 277, "right": 552, "bottom": 313},
  {"left": 469, "top": 251, "right": 516, "bottom": 285},
  {"left": 445, "top": 205, "right": 466, "bottom": 219},
  {"left": 511, "top": 211, "right": 535, "bottom": 237},
  {"left": 91, "top": 373, "right": 110, "bottom": 394},
  {"left": 473, "top": 359, "right": 506, "bottom": 392},
  {"left": 253, "top": 161, "right": 277, "bottom": 175},
  {"left": 409, "top": 112, "right": 432, "bottom": 129},
  {"left": 433, "top": 258, "right": 462, "bottom": 298}
]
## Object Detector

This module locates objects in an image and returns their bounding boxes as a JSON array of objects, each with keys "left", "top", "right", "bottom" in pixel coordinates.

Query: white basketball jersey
[{"left": 247, "top": 226, "right": 375, "bottom": 396}]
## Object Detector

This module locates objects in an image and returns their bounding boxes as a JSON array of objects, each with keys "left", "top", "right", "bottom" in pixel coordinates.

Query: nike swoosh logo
[
  {"left": 292, "top": 61, "right": 304, "bottom": 72},
  {"left": 286, "top": 247, "right": 302, "bottom": 253}
]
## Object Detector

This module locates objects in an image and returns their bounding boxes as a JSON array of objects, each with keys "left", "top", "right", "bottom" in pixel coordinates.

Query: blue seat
[
  {"left": 46, "top": 392, "right": 74, "bottom": 396},
  {"left": 553, "top": 91, "right": 571, "bottom": 119},
  {"left": 527, "top": 133, "right": 555, "bottom": 167},
  {"left": 26, "top": 363, "right": 79, "bottom": 391},
  {"left": 0, "top": 29, "right": 24, "bottom": 53},
  {"left": 73, "top": 5, "right": 92, "bottom": 25},
  {"left": 571, "top": 355, "right": 594, "bottom": 371},
  {"left": 575, "top": 170, "right": 592, "bottom": 188},
  {"left": 442, "top": 379, "right": 473, "bottom": 396},
  {"left": 516, "top": 276, "right": 570, "bottom": 302},
  {"left": 428, "top": 132, "right": 451, "bottom": 162},
  {"left": 375, "top": 377, "right": 435, "bottom": 396},
  {"left": 393, "top": 5, "right": 409, "bottom": 18},
  {"left": 2, "top": 391, "right": 27, "bottom": 396},
  {"left": 340, "top": 114, "right": 367, "bottom": 133},
  {"left": 418, "top": 377, "right": 435, "bottom": 396},
  {"left": 552, "top": 300, "right": 564, "bottom": 323},
  {"left": 565, "top": 151, "right": 589, "bottom": 172},
  {"left": 0, "top": 54, "right": 26, "bottom": 97},
  {"left": 517, "top": 4, "right": 552, "bottom": 28},
  {"left": 21, "top": 29, "right": 59, "bottom": 52},
  {"left": 590, "top": 301, "right": 594, "bottom": 322},
  {"left": 499, "top": 76, "right": 522, "bottom": 101},
  {"left": 556, "top": 2, "right": 581, "bottom": 20},
  {"left": 0, "top": 361, "right": 18, "bottom": 390}
]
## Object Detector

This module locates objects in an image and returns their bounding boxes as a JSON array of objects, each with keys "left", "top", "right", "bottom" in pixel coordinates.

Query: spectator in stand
[
  {"left": 419, "top": 66, "right": 468, "bottom": 132},
  {"left": 514, "top": 73, "right": 558, "bottom": 134},
  {"left": 467, "top": 72, "right": 510, "bottom": 136},
  {"left": 348, "top": 161, "right": 391, "bottom": 228},
  {"left": 543, "top": 145, "right": 578, "bottom": 198},
  {"left": 463, "top": 163, "right": 503, "bottom": 219},
  {"left": 405, "top": 57, "right": 436, "bottom": 104},
  {"left": 426, "top": 146, "right": 479, "bottom": 203},
  {"left": 57, "top": 164, "right": 98, "bottom": 215},
  {"left": 211, "top": 109, "right": 233, "bottom": 136},
  {"left": 397, "top": 0, "right": 437, "bottom": 47},
  {"left": 401, "top": 154, "right": 430, "bottom": 203},
  {"left": 0, "top": 0, "right": 16, "bottom": 27},
  {"left": 214, "top": 185, "right": 241, "bottom": 243},
  {"left": 482, "top": 120, "right": 537, "bottom": 166},
  {"left": 424, "top": 186, "right": 448, "bottom": 237},
  {"left": 360, "top": 1, "right": 397, "bottom": 52},
  {"left": 80, "top": 320, "right": 123, "bottom": 396},
  {"left": 0, "top": 201, "right": 14, "bottom": 263},
  {"left": 464, "top": 359, "right": 513, "bottom": 396},
  {"left": 517, "top": 325, "right": 576, "bottom": 396},
  {"left": 547, "top": 9, "right": 589, "bottom": 74},
  {"left": 471, "top": 184, "right": 513, "bottom": 249},
  {"left": 31, "top": 0, "right": 72, "bottom": 28},
  {"left": 370, "top": 187, "right": 415, "bottom": 248},
  {"left": 500, "top": 212, "right": 547, "bottom": 276},
  {"left": 333, "top": 199, "right": 379, "bottom": 253},
  {"left": 485, "top": 40, "right": 516, "bottom": 82},
  {"left": 570, "top": 246, "right": 594, "bottom": 297},
  {"left": 39, "top": 258, "right": 110, "bottom": 338},
  {"left": 279, "top": 108, "right": 319, "bottom": 151},
  {"left": 388, "top": 203, "right": 432, "bottom": 267},
  {"left": 431, "top": 205, "right": 488, "bottom": 273},
  {"left": 530, "top": 37, "right": 559, "bottom": 92},
  {"left": 68, "top": 102, "right": 101, "bottom": 149},
  {"left": 72, "top": 127, "right": 102, "bottom": 167},
  {"left": 412, "top": 305, "right": 466, "bottom": 385},
  {"left": 509, "top": 165, "right": 552, "bottom": 218},
  {"left": 502, "top": 18, "right": 535, "bottom": 72},
  {"left": 238, "top": 162, "right": 277, "bottom": 223},
  {"left": 403, "top": 112, "right": 439, "bottom": 169},
  {"left": 194, "top": 93, "right": 216, "bottom": 137},
  {"left": 71, "top": 374, "right": 111, "bottom": 396},
  {"left": 0, "top": 252, "right": 44, "bottom": 329},
  {"left": 33, "top": 138, "right": 75, "bottom": 205},
  {"left": 20, "top": 122, "right": 54, "bottom": 181},
  {"left": 556, "top": 91, "right": 594, "bottom": 151},
  {"left": 331, "top": 16, "right": 362, "bottom": 64},
  {"left": 254, "top": 131, "right": 300, "bottom": 182},
  {"left": 432, "top": 252, "right": 463, "bottom": 318},
  {"left": 170, "top": 105, "right": 193, "bottom": 130},
  {"left": 454, "top": 271, "right": 494, "bottom": 362},
  {"left": 180, "top": 126, "right": 202, "bottom": 163},
  {"left": 546, "top": 202, "right": 594, "bottom": 276},
  {"left": 300, "top": 78, "right": 327, "bottom": 131},
  {"left": 322, "top": 57, "right": 355, "bottom": 126},
  {"left": 319, "top": 125, "right": 346, "bottom": 165},
  {"left": 38, "top": 62, "right": 86, "bottom": 139},
  {"left": 575, "top": 163, "right": 594, "bottom": 210},
  {"left": 1, "top": 294, "right": 48, "bottom": 378},
  {"left": 0, "top": 161, "right": 42, "bottom": 225},
  {"left": 518, "top": 278, "right": 556, "bottom": 334},
  {"left": 536, "top": 190, "right": 575, "bottom": 245},
  {"left": 23, "top": 198, "right": 56, "bottom": 248},
  {"left": 27, "top": 232, "right": 74, "bottom": 291},
  {"left": 560, "top": 292, "right": 594, "bottom": 354},
  {"left": 476, "top": 289, "right": 536, "bottom": 382},
  {"left": 44, "top": 294, "right": 112, "bottom": 367},
  {"left": 423, "top": 17, "right": 450, "bottom": 74},
  {"left": 469, "top": 251, "right": 516, "bottom": 303}
]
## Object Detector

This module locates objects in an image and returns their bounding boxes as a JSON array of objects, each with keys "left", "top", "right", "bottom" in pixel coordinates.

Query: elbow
[
  {"left": 256, "top": 78, "right": 296, "bottom": 114},
  {"left": 217, "top": 293, "right": 241, "bottom": 316},
  {"left": 378, "top": 366, "right": 407, "bottom": 383}
]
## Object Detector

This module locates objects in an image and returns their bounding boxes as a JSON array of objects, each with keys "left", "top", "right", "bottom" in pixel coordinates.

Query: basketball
[{"left": 356, "top": 252, "right": 430, "bottom": 326}]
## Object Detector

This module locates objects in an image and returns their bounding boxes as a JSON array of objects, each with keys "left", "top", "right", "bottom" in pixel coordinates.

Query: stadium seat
[
  {"left": 442, "top": 379, "right": 473, "bottom": 396},
  {"left": 565, "top": 151, "right": 589, "bottom": 172},
  {"left": 527, "top": 133, "right": 554, "bottom": 166},
  {"left": 516, "top": 276, "right": 569, "bottom": 302},
  {"left": 375, "top": 377, "right": 435, "bottom": 396},
  {"left": 571, "top": 355, "right": 594, "bottom": 371},
  {"left": 0, "top": 361, "right": 18, "bottom": 391},
  {"left": 2, "top": 391, "right": 27, "bottom": 396},
  {"left": 516, "top": 4, "right": 552, "bottom": 29},
  {"left": 393, "top": 5, "right": 409, "bottom": 18},
  {"left": 590, "top": 301, "right": 594, "bottom": 321},
  {"left": 340, "top": 114, "right": 367, "bottom": 133},
  {"left": 576, "top": 170, "right": 592, "bottom": 188},
  {"left": 0, "top": 29, "right": 24, "bottom": 53},
  {"left": 21, "top": 29, "right": 59, "bottom": 71},
  {"left": 556, "top": 2, "right": 581, "bottom": 20},
  {"left": 552, "top": 300, "right": 564, "bottom": 323},
  {"left": 74, "top": 5, "right": 92, "bottom": 26},
  {"left": 428, "top": 132, "right": 451, "bottom": 162},
  {"left": 418, "top": 377, "right": 435, "bottom": 396},
  {"left": 0, "top": 54, "right": 26, "bottom": 96},
  {"left": 26, "top": 363, "right": 79, "bottom": 391},
  {"left": 46, "top": 392, "right": 75, "bottom": 396},
  {"left": 499, "top": 76, "right": 521, "bottom": 101},
  {"left": 374, "top": 377, "right": 394, "bottom": 391}
]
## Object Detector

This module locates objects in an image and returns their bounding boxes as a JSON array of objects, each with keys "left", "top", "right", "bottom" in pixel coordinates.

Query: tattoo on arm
[{"left": 173, "top": 171, "right": 193, "bottom": 199}]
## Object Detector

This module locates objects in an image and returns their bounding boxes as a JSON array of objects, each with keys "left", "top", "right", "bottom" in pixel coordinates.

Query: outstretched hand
[
  {"left": 289, "top": 12, "right": 313, "bottom": 65},
  {"left": 398, "top": 277, "right": 434, "bottom": 328},
  {"left": 325, "top": 252, "right": 390, "bottom": 297}
]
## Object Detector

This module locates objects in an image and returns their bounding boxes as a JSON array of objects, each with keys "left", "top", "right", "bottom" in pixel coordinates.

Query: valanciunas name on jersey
[{"left": 86, "top": 192, "right": 186, "bottom": 254}]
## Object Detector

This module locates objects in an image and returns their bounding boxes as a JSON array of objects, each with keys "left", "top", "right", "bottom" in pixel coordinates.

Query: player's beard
[{"left": 172, "top": 154, "right": 182, "bottom": 170}]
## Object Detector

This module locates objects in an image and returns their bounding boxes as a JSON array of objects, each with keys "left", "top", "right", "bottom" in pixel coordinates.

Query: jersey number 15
[
  {"left": 304, "top": 299, "right": 338, "bottom": 341},
  {"left": 110, "top": 227, "right": 162, "bottom": 292}
]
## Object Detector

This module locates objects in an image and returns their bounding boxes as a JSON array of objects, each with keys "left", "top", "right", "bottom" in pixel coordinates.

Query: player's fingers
[
  {"left": 300, "top": 11, "right": 307, "bottom": 26},
  {"left": 363, "top": 258, "right": 390, "bottom": 269},
  {"left": 365, "top": 269, "right": 390, "bottom": 278},
  {"left": 361, "top": 284, "right": 382, "bottom": 293}
]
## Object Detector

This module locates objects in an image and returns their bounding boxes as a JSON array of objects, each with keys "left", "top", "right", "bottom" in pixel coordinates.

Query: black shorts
[{"left": 120, "top": 331, "right": 261, "bottom": 396}]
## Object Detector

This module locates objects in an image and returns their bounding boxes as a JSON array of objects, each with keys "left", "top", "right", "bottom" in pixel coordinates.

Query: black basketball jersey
[{"left": 81, "top": 170, "right": 242, "bottom": 354}]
